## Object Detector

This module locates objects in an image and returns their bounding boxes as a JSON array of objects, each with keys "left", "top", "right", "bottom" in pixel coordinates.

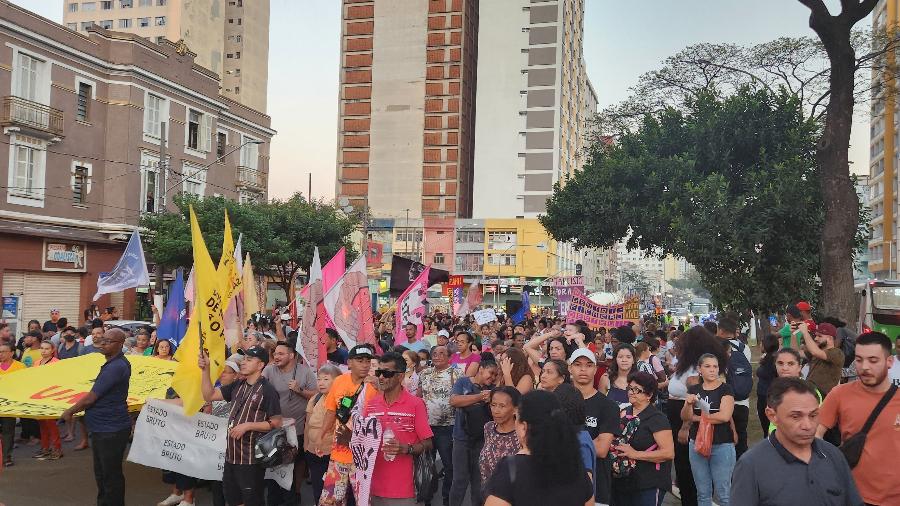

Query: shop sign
[{"left": 42, "top": 240, "right": 87, "bottom": 272}]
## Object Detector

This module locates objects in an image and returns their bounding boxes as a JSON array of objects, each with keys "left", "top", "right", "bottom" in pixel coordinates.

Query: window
[
  {"left": 240, "top": 136, "right": 258, "bottom": 169},
  {"left": 140, "top": 152, "right": 163, "bottom": 213},
  {"left": 99, "top": 20, "right": 113, "bottom": 29},
  {"left": 138, "top": 17, "right": 150, "bottom": 27},
  {"left": 181, "top": 164, "right": 206, "bottom": 198},
  {"left": 234, "top": 86, "right": 240, "bottom": 93},
  {"left": 67, "top": 23, "right": 77, "bottom": 30},
  {"left": 455, "top": 253, "right": 484, "bottom": 272},
  {"left": 139, "top": 0, "right": 152, "bottom": 5},
  {"left": 186, "top": 109, "right": 212, "bottom": 152},
  {"left": 489, "top": 231, "right": 517, "bottom": 249},
  {"left": 8, "top": 136, "right": 46, "bottom": 205},
  {"left": 395, "top": 229, "right": 423, "bottom": 243},
  {"left": 226, "top": 53, "right": 233, "bottom": 59},
  {"left": 237, "top": 18, "right": 242, "bottom": 25},
  {"left": 76, "top": 82, "right": 92, "bottom": 122},
  {"left": 456, "top": 230, "right": 484, "bottom": 243},
  {"left": 433, "top": 253, "right": 445, "bottom": 265},
  {"left": 156, "top": 36, "right": 165, "bottom": 43},
  {"left": 144, "top": 93, "right": 164, "bottom": 138},
  {"left": 81, "top": 22, "right": 93, "bottom": 30},
  {"left": 120, "top": 0, "right": 133, "bottom": 7},
  {"left": 235, "top": 51, "right": 241, "bottom": 59},
  {"left": 229, "top": 18, "right": 234, "bottom": 24},
  {"left": 157, "top": 0, "right": 166, "bottom": 5},
  {"left": 488, "top": 254, "right": 516, "bottom": 266},
  {"left": 119, "top": 18, "right": 131, "bottom": 28},
  {"left": 239, "top": 191, "right": 260, "bottom": 204},
  {"left": 217, "top": 132, "right": 227, "bottom": 158},
  {"left": 234, "top": 69, "right": 241, "bottom": 76},
  {"left": 155, "top": 16, "right": 166, "bottom": 26},
  {"left": 16, "top": 53, "right": 40, "bottom": 102},
  {"left": 68, "top": 3, "right": 78, "bottom": 12},
  {"left": 73, "top": 166, "right": 88, "bottom": 204},
  {"left": 82, "top": 2, "right": 96, "bottom": 11},
  {"left": 12, "top": 145, "right": 37, "bottom": 197},
  {"left": 100, "top": 1, "right": 112, "bottom": 9}
]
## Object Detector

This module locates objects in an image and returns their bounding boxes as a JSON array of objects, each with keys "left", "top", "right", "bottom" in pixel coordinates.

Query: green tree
[
  {"left": 541, "top": 87, "right": 832, "bottom": 314},
  {"left": 141, "top": 193, "right": 358, "bottom": 296}
]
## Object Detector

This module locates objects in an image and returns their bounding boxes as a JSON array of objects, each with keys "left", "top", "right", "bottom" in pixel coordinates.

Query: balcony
[
  {"left": 1, "top": 96, "right": 64, "bottom": 138},
  {"left": 236, "top": 166, "right": 267, "bottom": 191}
]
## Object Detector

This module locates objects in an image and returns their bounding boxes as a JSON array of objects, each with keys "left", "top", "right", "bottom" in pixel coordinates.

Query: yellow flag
[
  {"left": 217, "top": 209, "right": 242, "bottom": 304},
  {"left": 242, "top": 251, "right": 259, "bottom": 323},
  {"left": 171, "top": 206, "right": 226, "bottom": 415}
]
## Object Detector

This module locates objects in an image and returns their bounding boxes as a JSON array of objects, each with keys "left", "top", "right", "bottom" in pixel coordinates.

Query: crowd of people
[{"left": 1, "top": 301, "right": 899, "bottom": 506}]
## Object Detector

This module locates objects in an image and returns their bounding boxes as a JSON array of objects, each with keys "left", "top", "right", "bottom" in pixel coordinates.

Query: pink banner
[
  {"left": 299, "top": 248, "right": 324, "bottom": 366},
  {"left": 301, "top": 247, "right": 346, "bottom": 299},
  {"left": 565, "top": 289, "right": 641, "bottom": 330},
  {"left": 324, "top": 256, "right": 377, "bottom": 350},
  {"left": 395, "top": 265, "right": 430, "bottom": 339}
]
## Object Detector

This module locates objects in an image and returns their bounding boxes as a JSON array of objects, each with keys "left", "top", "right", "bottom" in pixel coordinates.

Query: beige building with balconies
[
  {"left": 62, "top": 0, "right": 269, "bottom": 112},
  {"left": 0, "top": 0, "right": 273, "bottom": 324}
]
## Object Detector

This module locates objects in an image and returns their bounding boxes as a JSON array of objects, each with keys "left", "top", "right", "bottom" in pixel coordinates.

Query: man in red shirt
[{"left": 364, "top": 351, "right": 434, "bottom": 505}]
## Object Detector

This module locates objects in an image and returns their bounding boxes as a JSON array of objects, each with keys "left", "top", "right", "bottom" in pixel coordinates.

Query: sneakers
[
  {"left": 38, "top": 449, "right": 63, "bottom": 461},
  {"left": 3, "top": 459, "right": 13, "bottom": 467},
  {"left": 32, "top": 448, "right": 50, "bottom": 459},
  {"left": 157, "top": 494, "right": 184, "bottom": 506}
]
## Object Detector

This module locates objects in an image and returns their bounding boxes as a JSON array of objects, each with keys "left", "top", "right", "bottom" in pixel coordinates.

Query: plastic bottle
[{"left": 383, "top": 427, "right": 397, "bottom": 462}]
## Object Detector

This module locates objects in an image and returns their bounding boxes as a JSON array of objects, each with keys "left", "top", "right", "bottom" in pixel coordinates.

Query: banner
[
  {"left": 0, "top": 354, "right": 176, "bottom": 419},
  {"left": 394, "top": 265, "right": 430, "bottom": 339},
  {"left": 217, "top": 210, "right": 242, "bottom": 303},
  {"left": 389, "top": 255, "right": 449, "bottom": 295},
  {"left": 457, "top": 279, "right": 482, "bottom": 317},
  {"left": 473, "top": 308, "right": 497, "bottom": 326},
  {"left": 302, "top": 247, "right": 346, "bottom": 299},
  {"left": 350, "top": 412, "right": 382, "bottom": 506},
  {"left": 324, "top": 256, "right": 377, "bottom": 350},
  {"left": 157, "top": 268, "right": 188, "bottom": 347},
  {"left": 565, "top": 290, "right": 640, "bottom": 330},
  {"left": 127, "top": 399, "right": 226, "bottom": 480},
  {"left": 93, "top": 229, "right": 150, "bottom": 300},
  {"left": 552, "top": 276, "right": 585, "bottom": 316},
  {"left": 365, "top": 241, "right": 384, "bottom": 269},
  {"left": 299, "top": 247, "right": 325, "bottom": 366},
  {"left": 242, "top": 252, "right": 260, "bottom": 323}
]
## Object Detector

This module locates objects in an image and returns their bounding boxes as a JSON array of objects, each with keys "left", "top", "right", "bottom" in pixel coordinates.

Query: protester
[
  {"left": 449, "top": 360, "right": 498, "bottom": 506},
  {"left": 401, "top": 350, "right": 421, "bottom": 395},
  {"left": 48, "top": 317, "right": 68, "bottom": 347},
  {"left": 152, "top": 339, "right": 176, "bottom": 360},
  {"left": 522, "top": 328, "right": 565, "bottom": 375},
  {"left": 20, "top": 330, "right": 42, "bottom": 367},
  {"left": 262, "top": 341, "right": 317, "bottom": 505},
  {"left": 130, "top": 329, "right": 151, "bottom": 356},
  {"left": 305, "top": 364, "right": 342, "bottom": 506},
  {"left": 798, "top": 321, "right": 844, "bottom": 397},
  {"left": 715, "top": 312, "right": 751, "bottom": 460},
  {"left": 42, "top": 308, "right": 61, "bottom": 334},
  {"left": 554, "top": 383, "right": 597, "bottom": 491},
  {"left": 538, "top": 358, "right": 570, "bottom": 392},
  {"left": 730, "top": 377, "right": 862, "bottom": 506},
  {"left": 600, "top": 343, "right": 637, "bottom": 404},
  {"left": 755, "top": 333, "right": 779, "bottom": 437},
  {"left": 0, "top": 342, "right": 25, "bottom": 467},
  {"left": 80, "top": 326, "right": 105, "bottom": 355},
  {"left": 58, "top": 326, "right": 82, "bottom": 359},
  {"left": 498, "top": 347, "right": 535, "bottom": 394},
  {"left": 450, "top": 330, "right": 481, "bottom": 377},
  {"left": 482, "top": 390, "right": 593, "bottom": 506},
  {"left": 318, "top": 344, "right": 376, "bottom": 506},
  {"left": 682, "top": 353, "right": 736, "bottom": 506},
  {"left": 364, "top": 351, "right": 434, "bottom": 505},
  {"left": 61, "top": 328, "right": 132, "bottom": 506},
  {"left": 779, "top": 305, "right": 804, "bottom": 349},
  {"left": 817, "top": 332, "right": 900, "bottom": 506},
  {"left": 324, "top": 328, "right": 349, "bottom": 365},
  {"left": 207, "top": 360, "right": 241, "bottom": 506},
  {"left": 32, "top": 341, "right": 62, "bottom": 460},
  {"left": 199, "top": 345, "right": 282, "bottom": 506},
  {"left": 400, "top": 322, "right": 430, "bottom": 354},
  {"left": 417, "top": 345, "right": 461, "bottom": 506},
  {"left": 479, "top": 386, "right": 521, "bottom": 488}
]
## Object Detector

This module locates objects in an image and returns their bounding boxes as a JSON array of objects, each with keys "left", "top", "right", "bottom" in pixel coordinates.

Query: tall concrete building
[
  {"left": 62, "top": 0, "right": 269, "bottom": 112},
  {"left": 335, "top": 0, "right": 479, "bottom": 220},
  {"left": 472, "top": 0, "right": 595, "bottom": 217}
]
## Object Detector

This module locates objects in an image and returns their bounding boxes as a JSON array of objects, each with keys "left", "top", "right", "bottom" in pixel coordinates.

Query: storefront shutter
[
  {"left": 20, "top": 272, "right": 81, "bottom": 328},
  {"left": 2, "top": 271, "right": 25, "bottom": 296}
]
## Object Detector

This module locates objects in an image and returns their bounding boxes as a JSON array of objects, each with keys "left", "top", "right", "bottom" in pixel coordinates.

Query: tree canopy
[
  {"left": 141, "top": 193, "right": 358, "bottom": 295},
  {"left": 541, "top": 87, "right": 837, "bottom": 314}
]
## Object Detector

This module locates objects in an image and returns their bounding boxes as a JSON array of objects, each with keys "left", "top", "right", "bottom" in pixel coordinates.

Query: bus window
[{"left": 871, "top": 286, "right": 900, "bottom": 310}]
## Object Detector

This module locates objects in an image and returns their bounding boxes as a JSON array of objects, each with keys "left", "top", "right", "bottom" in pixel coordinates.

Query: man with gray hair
[{"left": 417, "top": 345, "right": 460, "bottom": 506}]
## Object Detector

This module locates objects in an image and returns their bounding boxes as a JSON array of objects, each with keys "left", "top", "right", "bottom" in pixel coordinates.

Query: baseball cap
[
  {"left": 224, "top": 360, "right": 240, "bottom": 372},
  {"left": 816, "top": 323, "right": 837, "bottom": 337},
  {"left": 349, "top": 344, "right": 376, "bottom": 359},
  {"left": 796, "top": 301, "right": 812, "bottom": 311},
  {"left": 243, "top": 346, "right": 269, "bottom": 365},
  {"left": 568, "top": 348, "right": 597, "bottom": 365},
  {"left": 438, "top": 329, "right": 450, "bottom": 338}
]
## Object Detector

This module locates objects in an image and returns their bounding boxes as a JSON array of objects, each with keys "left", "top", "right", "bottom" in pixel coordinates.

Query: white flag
[{"left": 93, "top": 230, "right": 150, "bottom": 301}]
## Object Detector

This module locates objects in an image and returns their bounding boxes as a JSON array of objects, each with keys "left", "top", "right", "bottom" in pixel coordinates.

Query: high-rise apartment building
[
  {"left": 335, "top": 0, "right": 479, "bottom": 220},
  {"left": 869, "top": 1, "right": 896, "bottom": 279},
  {"left": 472, "top": 0, "right": 595, "bottom": 217},
  {"left": 62, "top": 0, "right": 269, "bottom": 111}
]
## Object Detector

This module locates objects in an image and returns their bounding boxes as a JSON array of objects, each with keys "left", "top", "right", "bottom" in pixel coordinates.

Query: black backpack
[
  {"left": 725, "top": 340, "right": 753, "bottom": 401},
  {"left": 838, "top": 328, "right": 857, "bottom": 368}
]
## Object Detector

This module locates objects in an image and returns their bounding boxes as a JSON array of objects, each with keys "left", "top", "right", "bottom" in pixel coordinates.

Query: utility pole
[
  {"left": 308, "top": 173, "right": 312, "bottom": 204},
  {"left": 154, "top": 122, "right": 167, "bottom": 294}
]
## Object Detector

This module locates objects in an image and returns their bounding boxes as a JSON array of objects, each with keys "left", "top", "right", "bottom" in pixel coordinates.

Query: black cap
[
  {"left": 243, "top": 346, "right": 269, "bottom": 365},
  {"left": 349, "top": 344, "right": 376, "bottom": 359}
]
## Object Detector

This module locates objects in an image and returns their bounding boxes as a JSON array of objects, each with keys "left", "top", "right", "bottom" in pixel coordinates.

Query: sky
[{"left": 17, "top": 0, "right": 868, "bottom": 201}]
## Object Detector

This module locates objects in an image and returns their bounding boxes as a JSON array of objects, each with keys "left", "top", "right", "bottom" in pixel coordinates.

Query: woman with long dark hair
[
  {"left": 754, "top": 333, "right": 779, "bottom": 437},
  {"left": 483, "top": 390, "right": 593, "bottom": 506},
  {"left": 499, "top": 347, "right": 535, "bottom": 394},
  {"left": 599, "top": 343, "right": 636, "bottom": 404}
]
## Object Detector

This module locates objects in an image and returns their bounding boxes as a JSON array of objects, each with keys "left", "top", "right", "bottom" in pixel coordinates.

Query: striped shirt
[{"left": 221, "top": 377, "right": 281, "bottom": 465}]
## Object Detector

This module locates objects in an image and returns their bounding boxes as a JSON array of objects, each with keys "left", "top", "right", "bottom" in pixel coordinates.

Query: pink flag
[
  {"left": 394, "top": 265, "right": 430, "bottom": 339},
  {"left": 301, "top": 247, "right": 346, "bottom": 299},
  {"left": 298, "top": 248, "right": 324, "bottom": 366},
  {"left": 457, "top": 279, "right": 482, "bottom": 317},
  {"left": 324, "top": 255, "right": 377, "bottom": 350}
]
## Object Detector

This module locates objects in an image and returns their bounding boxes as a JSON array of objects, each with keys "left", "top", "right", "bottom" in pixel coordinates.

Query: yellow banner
[{"left": 0, "top": 354, "right": 176, "bottom": 419}]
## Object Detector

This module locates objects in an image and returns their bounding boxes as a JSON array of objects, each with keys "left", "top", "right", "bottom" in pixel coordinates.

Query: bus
[{"left": 857, "top": 279, "right": 900, "bottom": 340}]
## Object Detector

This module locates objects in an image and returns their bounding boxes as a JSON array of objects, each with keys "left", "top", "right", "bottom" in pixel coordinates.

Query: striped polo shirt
[{"left": 221, "top": 377, "right": 282, "bottom": 464}]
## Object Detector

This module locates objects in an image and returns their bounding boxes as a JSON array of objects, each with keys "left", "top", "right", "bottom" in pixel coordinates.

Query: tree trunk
[{"left": 817, "top": 26, "right": 860, "bottom": 325}]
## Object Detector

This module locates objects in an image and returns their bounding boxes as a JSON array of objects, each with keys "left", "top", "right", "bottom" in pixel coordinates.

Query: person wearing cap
[
  {"left": 797, "top": 321, "right": 844, "bottom": 397},
  {"left": 42, "top": 308, "right": 61, "bottom": 334},
  {"left": 569, "top": 347, "right": 620, "bottom": 506},
  {"left": 318, "top": 344, "right": 375, "bottom": 506},
  {"left": 199, "top": 345, "right": 282, "bottom": 506},
  {"left": 779, "top": 304, "right": 804, "bottom": 349},
  {"left": 796, "top": 301, "right": 817, "bottom": 333}
]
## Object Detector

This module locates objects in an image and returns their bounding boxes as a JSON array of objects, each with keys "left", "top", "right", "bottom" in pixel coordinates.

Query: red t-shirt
[{"left": 364, "top": 388, "right": 434, "bottom": 498}]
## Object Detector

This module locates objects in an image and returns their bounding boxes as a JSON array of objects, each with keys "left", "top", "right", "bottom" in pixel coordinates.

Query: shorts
[
  {"left": 223, "top": 462, "right": 265, "bottom": 506},
  {"left": 162, "top": 470, "right": 198, "bottom": 491},
  {"left": 319, "top": 460, "right": 354, "bottom": 506}
]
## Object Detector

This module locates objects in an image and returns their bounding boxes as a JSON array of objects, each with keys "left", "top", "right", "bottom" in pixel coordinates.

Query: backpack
[
  {"left": 838, "top": 328, "right": 857, "bottom": 368},
  {"left": 725, "top": 340, "right": 753, "bottom": 401}
]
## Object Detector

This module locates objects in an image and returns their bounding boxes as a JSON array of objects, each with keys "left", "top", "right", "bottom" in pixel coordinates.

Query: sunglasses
[
  {"left": 374, "top": 369, "right": 401, "bottom": 378},
  {"left": 626, "top": 386, "right": 645, "bottom": 395}
]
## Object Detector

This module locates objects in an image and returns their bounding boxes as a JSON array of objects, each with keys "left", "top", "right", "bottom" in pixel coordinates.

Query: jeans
[
  {"left": 0, "top": 417, "right": 15, "bottom": 462},
  {"left": 449, "top": 438, "right": 482, "bottom": 506},
  {"left": 305, "top": 451, "right": 331, "bottom": 506},
  {"left": 756, "top": 396, "right": 770, "bottom": 438},
  {"left": 666, "top": 400, "right": 697, "bottom": 506},
  {"left": 688, "top": 441, "right": 735, "bottom": 506},
  {"left": 91, "top": 429, "right": 131, "bottom": 506},
  {"left": 610, "top": 487, "right": 667, "bottom": 506},
  {"left": 429, "top": 425, "right": 454, "bottom": 504},
  {"left": 732, "top": 404, "right": 749, "bottom": 460}
]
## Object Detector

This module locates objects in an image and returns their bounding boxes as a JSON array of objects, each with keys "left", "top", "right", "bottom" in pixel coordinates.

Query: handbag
[
  {"left": 694, "top": 414, "right": 713, "bottom": 459},
  {"left": 254, "top": 427, "right": 298, "bottom": 468},
  {"left": 414, "top": 448, "right": 438, "bottom": 502},
  {"left": 839, "top": 384, "right": 896, "bottom": 468}
]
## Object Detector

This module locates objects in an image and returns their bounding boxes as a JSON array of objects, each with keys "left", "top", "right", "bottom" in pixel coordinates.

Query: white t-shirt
[
  {"left": 668, "top": 366, "right": 698, "bottom": 400},
  {"left": 889, "top": 357, "right": 900, "bottom": 387}
]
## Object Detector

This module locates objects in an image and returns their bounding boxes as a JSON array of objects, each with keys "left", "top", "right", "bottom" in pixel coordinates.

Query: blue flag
[
  {"left": 157, "top": 267, "right": 188, "bottom": 347},
  {"left": 512, "top": 291, "right": 530, "bottom": 325},
  {"left": 93, "top": 230, "right": 150, "bottom": 301}
]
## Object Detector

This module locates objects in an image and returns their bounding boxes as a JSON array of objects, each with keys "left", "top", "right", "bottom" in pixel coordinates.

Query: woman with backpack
[
  {"left": 609, "top": 371, "right": 674, "bottom": 506},
  {"left": 681, "top": 353, "right": 736, "bottom": 506}
]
